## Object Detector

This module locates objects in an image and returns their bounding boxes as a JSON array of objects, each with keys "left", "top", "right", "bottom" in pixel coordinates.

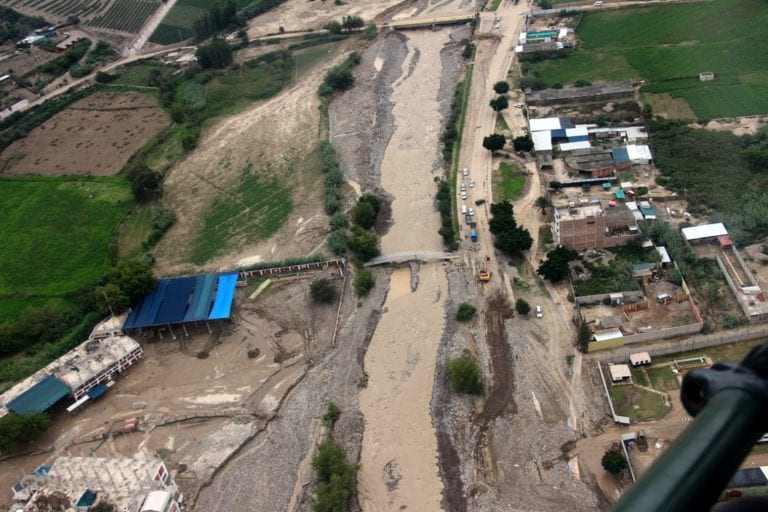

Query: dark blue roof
[
  {"left": 87, "top": 383, "right": 108, "bottom": 400},
  {"left": 728, "top": 467, "right": 768, "bottom": 489},
  {"left": 123, "top": 273, "right": 238, "bottom": 330},
  {"left": 76, "top": 490, "right": 98, "bottom": 507},
  {"left": 7, "top": 375, "right": 70, "bottom": 414}
]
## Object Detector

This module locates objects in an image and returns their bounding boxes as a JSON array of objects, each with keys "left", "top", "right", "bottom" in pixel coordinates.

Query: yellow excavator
[{"left": 478, "top": 256, "right": 491, "bottom": 282}]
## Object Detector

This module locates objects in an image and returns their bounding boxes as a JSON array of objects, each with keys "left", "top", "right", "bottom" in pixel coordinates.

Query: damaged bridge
[{"left": 364, "top": 251, "right": 455, "bottom": 267}]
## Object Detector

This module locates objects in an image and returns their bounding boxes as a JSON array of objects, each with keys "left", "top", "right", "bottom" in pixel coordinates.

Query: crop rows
[{"left": 87, "top": 0, "right": 160, "bottom": 33}]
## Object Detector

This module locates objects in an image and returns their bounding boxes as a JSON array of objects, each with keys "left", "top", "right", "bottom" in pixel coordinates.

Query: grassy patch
[
  {"left": 486, "top": 0, "right": 503, "bottom": 11},
  {"left": 495, "top": 112, "right": 510, "bottom": 132},
  {"left": 0, "top": 177, "right": 132, "bottom": 320},
  {"left": 527, "top": 0, "right": 768, "bottom": 118},
  {"left": 538, "top": 224, "right": 553, "bottom": 251},
  {"left": 495, "top": 162, "right": 525, "bottom": 202},
  {"left": 118, "top": 206, "right": 155, "bottom": 257},
  {"left": 647, "top": 366, "right": 680, "bottom": 391},
  {"left": 188, "top": 149, "right": 314, "bottom": 264},
  {"left": 652, "top": 339, "right": 766, "bottom": 367},
  {"left": 609, "top": 384, "right": 671, "bottom": 421},
  {"left": 149, "top": 0, "right": 209, "bottom": 44},
  {"left": 111, "top": 62, "right": 170, "bottom": 87},
  {"left": 631, "top": 369, "right": 650, "bottom": 388}
]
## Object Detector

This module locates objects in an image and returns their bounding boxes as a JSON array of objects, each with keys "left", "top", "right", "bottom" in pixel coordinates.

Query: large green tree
[
  {"left": 348, "top": 226, "right": 380, "bottom": 262},
  {"left": 99, "top": 258, "right": 157, "bottom": 312},
  {"left": 196, "top": 38, "right": 233, "bottom": 69},
  {"left": 489, "top": 201, "right": 532, "bottom": 256},
  {"left": 489, "top": 95, "right": 509, "bottom": 112},
  {"left": 537, "top": 246, "right": 578, "bottom": 283},
  {"left": 482, "top": 133, "right": 506, "bottom": 152},
  {"left": 446, "top": 354, "right": 484, "bottom": 395},
  {"left": 513, "top": 135, "right": 534, "bottom": 152},
  {"left": 601, "top": 449, "right": 628, "bottom": 475}
]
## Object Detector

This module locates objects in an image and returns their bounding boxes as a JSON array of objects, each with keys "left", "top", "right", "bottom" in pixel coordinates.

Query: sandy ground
[
  {"left": 358, "top": 265, "right": 448, "bottom": 510},
  {"left": 0, "top": 91, "right": 169, "bottom": 176},
  {"left": 694, "top": 116, "right": 768, "bottom": 136}
]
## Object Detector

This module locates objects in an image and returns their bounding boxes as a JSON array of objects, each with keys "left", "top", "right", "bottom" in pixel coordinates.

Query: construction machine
[{"left": 478, "top": 256, "right": 491, "bottom": 282}]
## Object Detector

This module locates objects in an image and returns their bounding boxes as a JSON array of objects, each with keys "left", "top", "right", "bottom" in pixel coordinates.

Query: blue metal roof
[
  {"left": 209, "top": 273, "right": 238, "bottom": 320},
  {"left": 76, "top": 490, "right": 98, "bottom": 507},
  {"left": 613, "top": 148, "right": 630, "bottom": 163},
  {"left": 7, "top": 375, "right": 70, "bottom": 414},
  {"left": 123, "top": 273, "right": 238, "bottom": 329}
]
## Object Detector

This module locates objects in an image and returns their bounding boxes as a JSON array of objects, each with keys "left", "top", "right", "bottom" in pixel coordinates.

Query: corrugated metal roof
[
  {"left": 627, "top": 144, "right": 652, "bottom": 161},
  {"left": 682, "top": 223, "right": 728, "bottom": 241},
  {"left": 559, "top": 141, "right": 591, "bottom": 151},
  {"left": 7, "top": 375, "right": 70, "bottom": 414},
  {"left": 531, "top": 130, "right": 553, "bottom": 151},
  {"left": 593, "top": 330, "right": 623, "bottom": 342},
  {"left": 529, "top": 117, "right": 562, "bottom": 131}
]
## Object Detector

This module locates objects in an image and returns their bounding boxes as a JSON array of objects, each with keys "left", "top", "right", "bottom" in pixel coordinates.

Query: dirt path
[{"left": 358, "top": 265, "right": 448, "bottom": 510}]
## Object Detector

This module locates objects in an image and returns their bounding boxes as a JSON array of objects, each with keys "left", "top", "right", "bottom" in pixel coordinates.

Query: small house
[
  {"left": 609, "top": 364, "right": 632, "bottom": 384},
  {"left": 629, "top": 352, "right": 651, "bottom": 367}
]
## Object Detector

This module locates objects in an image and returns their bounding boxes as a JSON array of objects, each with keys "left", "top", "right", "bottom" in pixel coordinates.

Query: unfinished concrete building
[
  {"left": 554, "top": 201, "right": 639, "bottom": 251},
  {"left": 526, "top": 80, "right": 634, "bottom": 106}
]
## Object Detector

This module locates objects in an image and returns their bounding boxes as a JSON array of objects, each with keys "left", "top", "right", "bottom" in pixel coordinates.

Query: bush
[
  {"left": 327, "top": 229, "right": 348, "bottom": 255},
  {"left": 493, "top": 81, "right": 510, "bottom": 94},
  {"left": 352, "top": 194, "right": 380, "bottom": 229},
  {"left": 196, "top": 38, "right": 233, "bottom": 69},
  {"left": 94, "top": 71, "right": 115, "bottom": 83},
  {"left": 321, "top": 402, "right": 341, "bottom": 429},
  {"left": 0, "top": 412, "right": 51, "bottom": 453},
  {"left": 353, "top": 269, "right": 375, "bottom": 297},
  {"left": 310, "top": 278, "right": 338, "bottom": 304},
  {"left": 329, "top": 212, "right": 348, "bottom": 230},
  {"left": 601, "top": 449, "right": 628, "bottom": 475},
  {"left": 69, "top": 63, "right": 93, "bottom": 78},
  {"left": 515, "top": 298, "right": 531, "bottom": 316},
  {"left": 436, "top": 180, "right": 458, "bottom": 250},
  {"left": 347, "top": 225, "right": 379, "bottom": 262},
  {"left": 446, "top": 353, "right": 484, "bottom": 395},
  {"left": 456, "top": 303, "right": 477, "bottom": 322},
  {"left": 574, "top": 79, "right": 591, "bottom": 87},
  {"left": 311, "top": 440, "right": 358, "bottom": 512},
  {"left": 318, "top": 52, "right": 360, "bottom": 97}
]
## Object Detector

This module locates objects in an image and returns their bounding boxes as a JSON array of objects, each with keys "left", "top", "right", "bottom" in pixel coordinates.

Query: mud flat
[{"left": 358, "top": 264, "right": 447, "bottom": 511}]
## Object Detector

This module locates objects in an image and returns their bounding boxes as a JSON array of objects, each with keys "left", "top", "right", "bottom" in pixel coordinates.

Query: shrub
[
  {"left": 310, "top": 278, "right": 338, "bottom": 304},
  {"left": 311, "top": 440, "right": 358, "bottom": 512},
  {"left": 347, "top": 225, "right": 379, "bottom": 262},
  {"left": 446, "top": 353, "right": 484, "bottom": 395},
  {"left": 329, "top": 212, "right": 348, "bottom": 230},
  {"left": 0, "top": 411, "right": 51, "bottom": 452},
  {"left": 456, "top": 303, "right": 477, "bottom": 322},
  {"left": 515, "top": 298, "right": 531, "bottom": 316},
  {"left": 601, "top": 449, "right": 628, "bottom": 475},
  {"left": 353, "top": 269, "right": 375, "bottom": 296},
  {"left": 327, "top": 229, "right": 348, "bottom": 255},
  {"left": 318, "top": 52, "right": 360, "bottom": 97},
  {"left": 352, "top": 196, "right": 379, "bottom": 229},
  {"left": 321, "top": 402, "right": 341, "bottom": 429},
  {"left": 493, "top": 81, "right": 510, "bottom": 94}
]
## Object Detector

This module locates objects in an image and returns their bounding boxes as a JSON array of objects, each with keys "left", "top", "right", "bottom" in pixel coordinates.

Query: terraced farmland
[
  {"left": 526, "top": 0, "right": 768, "bottom": 118},
  {"left": 4, "top": 0, "right": 161, "bottom": 34}
]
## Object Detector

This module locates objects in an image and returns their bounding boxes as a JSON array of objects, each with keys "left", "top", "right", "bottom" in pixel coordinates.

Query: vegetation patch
[
  {"left": 0, "top": 177, "right": 133, "bottom": 322},
  {"left": 188, "top": 162, "right": 294, "bottom": 264},
  {"left": 647, "top": 366, "right": 679, "bottom": 391},
  {"left": 494, "top": 162, "right": 525, "bottom": 202},
  {"left": 526, "top": 0, "right": 768, "bottom": 118},
  {"left": 609, "top": 384, "right": 671, "bottom": 421}
]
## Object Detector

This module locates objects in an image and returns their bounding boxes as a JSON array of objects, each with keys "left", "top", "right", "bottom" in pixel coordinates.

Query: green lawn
[
  {"left": 631, "top": 368, "right": 650, "bottom": 388},
  {"left": 652, "top": 339, "right": 766, "bottom": 367},
  {"left": 527, "top": 0, "right": 768, "bottom": 118},
  {"left": 111, "top": 62, "right": 172, "bottom": 87},
  {"left": 495, "top": 162, "right": 525, "bottom": 201},
  {"left": 496, "top": 112, "right": 510, "bottom": 132},
  {"left": 538, "top": 224, "right": 553, "bottom": 251},
  {"left": 486, "top": 0, "right": 503, "bottom": 11},
  {"left": 609, "top": 384, "right": 671, "bottom": 421},
  {"left": 0, "top": 177, "right": 132, "bottom": 322},
  {"left": 647, "top": 366, "right": 680, "bottom": 391}
]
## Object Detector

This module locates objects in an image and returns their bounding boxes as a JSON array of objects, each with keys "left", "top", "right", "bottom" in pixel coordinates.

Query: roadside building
[
  {"left": 554, "top": 201, "right": 639, "bottom": 251},
  {"left": 608, "top": 363, "right": 632, "bottom": 384},
  {"left": 0, "top": 316, "right": 143, "bottom": 418},
  {"left": 12, "top": 455, "right": 182, "bottom": 512},
  {"left": 682, "top": 223, "right": 729, "bottom": 245},
  {"left": 629, "top": 352, "right": 652, "bottom": 367},
  {"left": 721, "top": 466, "right": 768, "bottom": 501},
  {"left": 529, "top": 117, "right": 590, "bottom": 156}
]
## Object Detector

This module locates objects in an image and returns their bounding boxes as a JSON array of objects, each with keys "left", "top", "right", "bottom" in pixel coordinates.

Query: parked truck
[{"left": 470, "top": 229, "right": 478, "bottom": 242}]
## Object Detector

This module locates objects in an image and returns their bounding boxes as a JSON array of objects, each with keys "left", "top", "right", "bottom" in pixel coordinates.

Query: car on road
[
  {"left": 536, "top": 305, "right": 543, "bottom": 318},
  {"left": 470, "top": 180, "right": 476, "bottom": 188},
  {"left": 460, "top": 184, "right": 466, "bottom": 192},
  {"left": 514, "top": 103, "right": 524, "bottom": 108},
  {"left": 461, "top": 191, "right": 467, "bottom": 200},
  {"left": 474, "top": 198, "right": 486, "bottom": 206},
  {"left": 468, "top": 207, "right": 474, "bottom": 216},
  {"left": 463, "top": 168, "right": 469, "bottom": 176},
  {"left": 461, "top": 204, "right": 467, "bottom": 214}
]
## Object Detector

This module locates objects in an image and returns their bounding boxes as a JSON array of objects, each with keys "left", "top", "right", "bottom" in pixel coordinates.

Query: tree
[
  {"left": 489, "top": 95, "right": 509, "bottom": 112},
  {"left": 456, "top": 303, "right": 477, "bottom": 322},
  {"left": 352, "top": 201, "right": 376, "bottom": 229},
  {"left": 341, "top": 15, "right": 365, "bottom": 32},
  {"left": 365, "top": 23, "right": 377, "bottom": 39},
  {"left": 94, "top": 71, "right": 114, "bottom": 83},
  {"left": 512, "top": 135, "right": 534, "bottom": 152},
  {"left": 576, "top": 319, "right": 592, "bottom": 352},
  {"left": 515, "top": 298, "right": 531, "bottom": 316},
  {"left": 311, "top": 278, "right": 338, "bottom": 304},
  {"left": 482, "top": 133, "right": 506, "bottom": 152},
  {"left": 327, "top": 229, "right": 348, "bottom": 255},
  {"left": 0, "top": 412, "right": 51, "bottom": 453},
  {"left": 95, "top": 282, "right": 130, "bottom": 313},
  {"left": 574, "top": 79, "right": 591, "bottom": 87},
  {"left": 353, "top": 269, "right": 375, "bottom": 297},
  {"left": 489, "top": 201, "right": 532, "bottom": 256},
  {"left": 538, "top": 0, "right": 553, "bottom": 8},
  {"left": 325, "top": 20, "right": 342, "bottom": 34},
  {"left": 642, "top": 103, "right": 653, "bottom": 118},
  {"left": 347, "top": 225, "right": 379, "bottom": 262},
  {"left": 125, "top": 163, "right": 162, "bottom": 202},
  {"left": 311, "top": 440, "right": 358, "bottom": 512},
  {"left": 105, "top": 258, "right": 157, "bottom": 309},
  {"left": 196, "top": 38, "right": 233, "bottom": 69},
  {"left": 602, "top": 449, "right": 628, "bottom": 475},
  {"left": 446, "top": 353, "right": 484, "bottom": 395},
  {"left": 537, "top": 246, "right": 578, "bottom": 283},
  {"left": 493, "top": 81, "right": 510, "bottom": 94},
  {"left": 533, "top": 195, "right": 553, "bottom": 214}
]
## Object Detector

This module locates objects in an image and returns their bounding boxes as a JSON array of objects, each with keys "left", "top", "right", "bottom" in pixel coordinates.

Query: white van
[
  {"left": 463, "top": 168, "right": 470, "bottom": 177},
  {"left": 461, "top": 204, "right": 467, "bottom": 215},
  {"left": 536, "top": 305, "right": 543, "bottom": 318},
  {"left": 468, "top": 207, "right": 475, "bottom": 216}
]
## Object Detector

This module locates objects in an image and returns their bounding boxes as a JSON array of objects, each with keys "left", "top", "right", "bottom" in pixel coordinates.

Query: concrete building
[
  {"left": 526, "top": 81, "right": 634, "bottom": 106},
  {"left": 565, "top": 147, "right": 632, "bottom": 177},
  {"left": 11, "top": 455, "right": 182, "bottom": 512},
  {"left": 629, "top": 352, "right": 652, "bottom": 367},
  {"left": 529, "top": 117, "right": 590, "bottom": 155},
  {"left": 0, "top": 316, "right": 143, "bottom": 418},
  {"left": 554, "top": 201, "right": 639, "bottom": 251},
  {"left": 682, "top": 223, "right": 729, "bottom": 244},
  {"left": 609, "top": 363, "right": 632, "bottom": 383}
]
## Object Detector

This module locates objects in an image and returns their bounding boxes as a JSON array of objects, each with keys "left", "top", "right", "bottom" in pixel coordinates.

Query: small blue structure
[
  {"left": 602, "top": 182, "right": 612, "bottom": 190},
  {"left": 615, "top": 189, "right": 626, "bottom": 199}
]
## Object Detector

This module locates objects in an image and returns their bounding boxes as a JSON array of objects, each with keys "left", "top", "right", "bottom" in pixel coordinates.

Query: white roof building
[
  {"left": 609, "top": 364, "right": 632, "bottom": 382},
  {"left": 529, "top": 117, "right": 564, "bottom": 132},
  {"left": 531, "top": 130, "right": 553, "bottom": 151},
  {"left": 626, "top": 144, "right": 653, "bottom": 163},
  {"left": 629, "top": 352, "right": 652, "bottom": 366},
  {"left": 656, "top": 246, "right": 672, "bottom": 264},
  {"left": 559, "top": 141, "right": 591, "bottom": 151},
  {"left": 682, "top": 222, "right": 728, "bottom": 241},
  {"left": 593, "top": 330, "right": 624, "bottom": 343}
]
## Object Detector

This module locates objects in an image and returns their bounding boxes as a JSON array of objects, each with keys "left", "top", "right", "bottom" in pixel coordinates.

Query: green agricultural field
[
  {"left": 0, "top": 176, "right": 132, "bottom": 322},
  {"left": 495, "top": 162, "right": 525, "bottom": 201},
  {"left": 527, "top": 0, "right": 768, "bottom": 118},
  {"left": 5, "top": 0, "right": 160, "bottom": 34}
]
